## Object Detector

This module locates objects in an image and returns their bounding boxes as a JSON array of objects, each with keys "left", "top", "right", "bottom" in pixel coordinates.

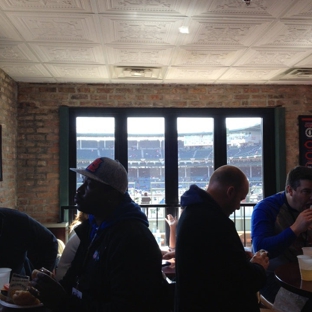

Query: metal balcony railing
[{"left": 61, "top": 203, "right": 256, "bottom": 247}]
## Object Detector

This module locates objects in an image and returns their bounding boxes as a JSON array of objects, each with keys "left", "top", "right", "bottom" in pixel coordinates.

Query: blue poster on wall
[{"left": 299, "top": 115, "right": 312, "bottom": 168}]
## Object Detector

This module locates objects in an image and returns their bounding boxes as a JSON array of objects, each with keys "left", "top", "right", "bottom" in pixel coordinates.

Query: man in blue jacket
[
  {"left": 175, "top": 165, "right": 269, "bottom": 312},
  {"left": 252, "top": 166, "right": 312, "bottom": 307},
  {"left": 30, "top": 157, "right": 168, "bottom": 312}
]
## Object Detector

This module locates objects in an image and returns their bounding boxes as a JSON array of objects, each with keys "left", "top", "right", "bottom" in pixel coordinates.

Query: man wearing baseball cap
[{"left": 30, "top": 157, "right": 168, "bottom": 312}]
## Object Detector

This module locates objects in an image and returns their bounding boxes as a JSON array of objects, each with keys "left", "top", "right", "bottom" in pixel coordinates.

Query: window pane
[
  {"left": 177, "top": 118, "right": 214, "bottom": 200},
  {"left": 69, "top": 111, "right": 271, "bottom": 249},
  {"left": 127, "top": 117, "right": 165, "bottom": 242},
  {"left": 76, "top": 117, "right": 115, "bottom": 188},
  {"left": 226, "top": 117, "right": 263, "bottom": 247}
]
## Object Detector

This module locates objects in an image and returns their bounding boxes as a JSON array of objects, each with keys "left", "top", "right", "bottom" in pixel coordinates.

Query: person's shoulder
[
  {"left": 115, "top": 219, "right": 149, "bottom": 233},
  {"left": 255, "top": 191, "right": 284, "bottom": 207},
  {"left": 253, "top": 191, "right": 285, "bottom": 217},
  {"left": 185, "top": 195, "right": 221, "bottom": 216},
  {"left": 179, "top": 203, "right": 223, "bottom": 232},
  {"left": 106, "top": 221, "right": 160, "bottom": 252},
  {"left": 0, "top": 207, "right": 27, "bottom": 219}
]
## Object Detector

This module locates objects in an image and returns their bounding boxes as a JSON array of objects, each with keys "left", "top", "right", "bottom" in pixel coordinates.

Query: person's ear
[
  {"left": 286, "top": 185, "right": 293, "bottom": 195},
  {"left": 227, "top": 186, "right": 235, "bottom": 198}
]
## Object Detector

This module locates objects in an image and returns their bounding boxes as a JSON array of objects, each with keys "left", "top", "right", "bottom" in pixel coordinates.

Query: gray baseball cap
[{"left": 70, "top": 157, "right": 128, "bottom": 194}]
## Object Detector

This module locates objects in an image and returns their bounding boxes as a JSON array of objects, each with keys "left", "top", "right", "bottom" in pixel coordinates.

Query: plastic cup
[
  {"left": 0, "top": 268, "right": 11, "bottom": 287},
  {"left": 297, "top": 255, "right": 312, "bottom": 281},
  {"left": 302, "top": 247, "right": 312, "bottom": 257}
]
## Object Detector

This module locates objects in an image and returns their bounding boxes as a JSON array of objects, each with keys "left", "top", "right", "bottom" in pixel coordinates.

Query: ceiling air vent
[
  {"left": 112, "top": 67, "right": 163, "bottom": 80},
  {"left": 279, "top": 68, "right": 312, "bottom": 80}
]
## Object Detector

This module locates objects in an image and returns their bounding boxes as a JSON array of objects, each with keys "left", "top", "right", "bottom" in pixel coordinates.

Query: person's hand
[
  {"left": 245, "top": 250, "right": 253, "bottom": 260},
  {"left": 290, "top": 209, "right": 312, "bottom": 235},
  {"left": 250, "top": 249, "right": 269, "bottom": 270},
  {"left": 29, "top": 268, "right": 67, "bottom": 310},
  {"left": 162, "top": 250, "right": 175, "bottom": 260},
  {"left": 165, "top": 214, "right": 177, "bottom": 226},
  {"left": 32, "top": 267, "right": 55, "bottom": 279},
  {"left": 161, "top": 249, "right": 167, "bottom": 256}
]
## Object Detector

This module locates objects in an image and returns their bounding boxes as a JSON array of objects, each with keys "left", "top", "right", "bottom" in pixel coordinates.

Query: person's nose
[{"left": 76, "top": 183, "right": 85, "bottom": 194}]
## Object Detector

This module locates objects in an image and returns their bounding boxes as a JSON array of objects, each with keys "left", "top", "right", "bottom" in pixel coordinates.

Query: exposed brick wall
[
  {"left": 11, "top": 83, "right": 312, "bottom": 223},
  {"left": 0, "top": 69, "right": 18, "bottom": 208}
]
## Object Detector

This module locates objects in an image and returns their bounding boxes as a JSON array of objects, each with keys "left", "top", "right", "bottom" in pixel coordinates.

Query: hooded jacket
[
  {"left": 175, "top": 185, "right": 266, "bottom": 312},
  {"left": 59, "top": 193, "right": 167, "bottom": 312}
]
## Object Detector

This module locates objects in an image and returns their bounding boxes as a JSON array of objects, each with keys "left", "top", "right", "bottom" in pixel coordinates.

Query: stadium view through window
[{"left": 75, "top": 116, "right": 263, "bottom": 247}]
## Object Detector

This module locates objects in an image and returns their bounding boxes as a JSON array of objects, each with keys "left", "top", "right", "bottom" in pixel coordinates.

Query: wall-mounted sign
[{"left": 299, "top": 115, "right": 312, "bottom": 167}]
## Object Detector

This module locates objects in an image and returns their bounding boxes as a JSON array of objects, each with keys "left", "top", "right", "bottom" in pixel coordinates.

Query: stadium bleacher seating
[
  {"left": 77, "top": 149, "right": 99, "bottom": 160},
  {"left": 76, "top": 138, "right": 262, "bottom": 190}
]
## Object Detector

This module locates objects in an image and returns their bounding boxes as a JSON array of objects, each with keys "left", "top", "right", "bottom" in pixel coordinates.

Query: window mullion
[
  {"left": 213, "top": 115, "right": 227, "bottom": 169},
  {"left": 114, "top": 113, "right": 128, "bottom": 172},
  {"left": 164, "top": 115, "right": 179, "bottom": 206}
]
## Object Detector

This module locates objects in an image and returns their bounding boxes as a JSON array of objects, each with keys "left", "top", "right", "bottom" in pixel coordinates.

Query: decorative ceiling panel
[
  {"left": 0, "top": 42, "right": 38, "bottom": 62},
  {"left": 281, "top": 0, "right": 312, "bottom": 18},
  {"left": 255, "top": 20, "right": 312, "bottom": 47},
  {"left": 0, "top": 12, "right": 23, "bottom": 41},
  {"left": 0, "top": 0, "right": 94, "bottom": 12},
  {"left": 31, "top": 43, "right": 105, "bottom": 64},
  {"left": 295, "top": 54, "right": 312, "bottom": 67},
  {"left": 99, "top": 15, "right": 184, "bottom": 45},
  {"left": 0, "top": 62, "right": 52, "bottom": 78},
  {"left": 219, "top": 67, "right": 283, "bottom": 81},
  {"left": 106, "top": 46, "right": 174, "bottom": 66},
  {"left": 185, "top": 19, "right": 274, "bottom": 47},
  {"left": 45, "top": 64, "right": 108, "bottom": 79},
  {"left": 204, "top": 0, "right": 295, "bottom": 18},
  {"left": 5, "top": 12, "right": 101, "bottom": 43},
  {"left": 97, "top": 0, "right": 198, "bottom": 15},
  {"left": 233, "top": 48, "right": 311, "bottom": 67},
  {"left": 166, "top": 66, "right": 227, "bottom": 81},
  {"left": 172, "top": 48, "right": 245, "bottom": 66},
  {"left": 0, "top": 0, "right": 311, "bottom": 84}
]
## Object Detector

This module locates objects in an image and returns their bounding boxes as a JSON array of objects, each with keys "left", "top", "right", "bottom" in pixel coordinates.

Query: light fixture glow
[{"left": 179, "top": 26, "right": 189, "bottom": 34}]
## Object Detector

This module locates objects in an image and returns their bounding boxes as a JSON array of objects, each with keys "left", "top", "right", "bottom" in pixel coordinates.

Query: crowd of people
[{"left": 2, "top": 157, "right": 312, "bottom": 312}]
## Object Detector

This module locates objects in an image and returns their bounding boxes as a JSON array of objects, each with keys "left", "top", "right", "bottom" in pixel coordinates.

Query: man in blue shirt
[{"left": 252, "top": 166, "right": 312, "bottom": 307}]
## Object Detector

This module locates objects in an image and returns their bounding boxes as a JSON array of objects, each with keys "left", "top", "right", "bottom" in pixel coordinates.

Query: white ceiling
[{"left": 1, "top": 0, "right": 312, "bottom": 84}]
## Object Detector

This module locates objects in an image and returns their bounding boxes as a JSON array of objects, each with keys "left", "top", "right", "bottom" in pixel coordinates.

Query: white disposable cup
[
  {"left": 302, "top": 247, "right": 312, "bottom": 257},
  {"left": 0, "top": 268, "right": 11, "bottom": 287},
  {"left": 297, "top": 255, "right": 312, "bottom": 281}
]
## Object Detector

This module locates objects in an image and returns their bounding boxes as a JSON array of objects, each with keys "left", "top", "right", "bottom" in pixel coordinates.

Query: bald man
[{"left": 175, "top": 165, "right": 269, "bottom": 312}]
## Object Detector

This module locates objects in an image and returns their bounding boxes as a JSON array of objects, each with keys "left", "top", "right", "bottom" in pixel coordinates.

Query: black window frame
[{"left": 60, "top": 107, "right": 284, "bottom": 213}]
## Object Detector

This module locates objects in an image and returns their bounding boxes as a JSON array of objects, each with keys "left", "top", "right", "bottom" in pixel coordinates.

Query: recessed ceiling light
[{"left": 179, "top": 26, "right": 189, "bottom": 34}]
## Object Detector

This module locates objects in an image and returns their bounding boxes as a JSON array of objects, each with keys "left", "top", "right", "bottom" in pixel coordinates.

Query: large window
[{"left": 61, "top": 107, "right": 284, "bottom": 247}]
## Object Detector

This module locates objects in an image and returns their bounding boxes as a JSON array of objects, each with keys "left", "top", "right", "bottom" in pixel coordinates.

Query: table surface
[{"left": 275, "top": 262, "right": 312, "bottom": 298}]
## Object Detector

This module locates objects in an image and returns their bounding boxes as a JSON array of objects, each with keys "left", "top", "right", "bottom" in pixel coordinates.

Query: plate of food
[
  {"left": 0, "top": 285, "right": 42, "bottom": 309},
  {"left": 0, "top": 298, "right": 43, "bottom": 309}
]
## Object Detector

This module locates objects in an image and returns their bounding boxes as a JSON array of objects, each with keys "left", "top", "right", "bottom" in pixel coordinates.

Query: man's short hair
[{"left": 285, "top": 166, "right": 312, "bottom": 190}]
